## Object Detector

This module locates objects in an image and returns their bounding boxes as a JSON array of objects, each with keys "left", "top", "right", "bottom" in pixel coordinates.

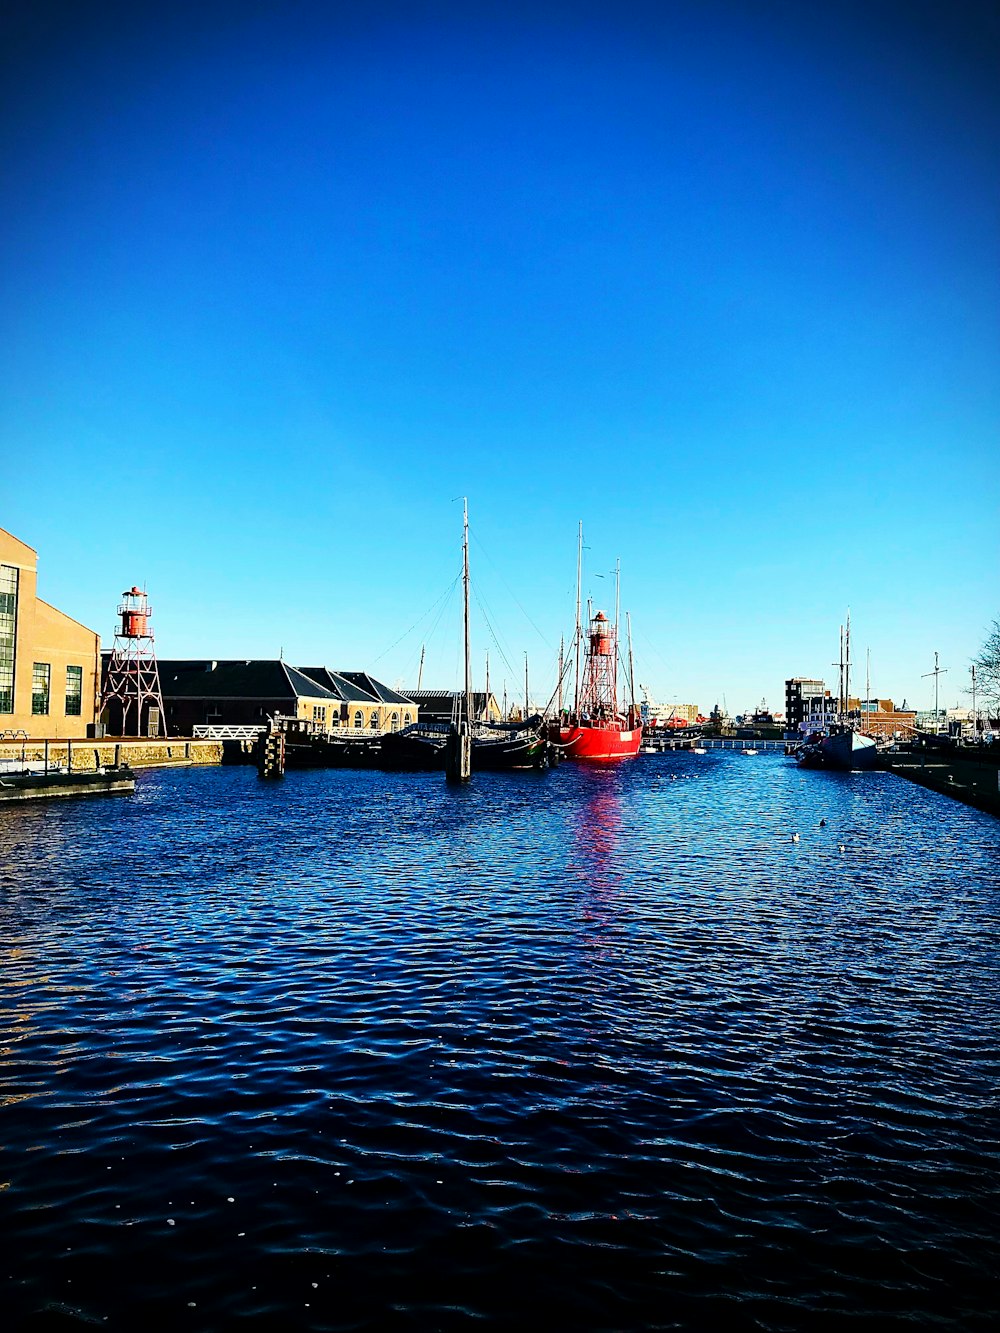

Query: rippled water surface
[{"left": 2, "top": 754, "right": 998, "bottom": 1331}]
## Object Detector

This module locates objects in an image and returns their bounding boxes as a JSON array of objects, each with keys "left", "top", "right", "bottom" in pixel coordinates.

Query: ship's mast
[
  {"left": 614, "top": 556, "right": 621, "bottom": 706},
  {"left": 573, "top": 521, "right": 583, "bottom": 716},
  {"left": 417, "top": 644, "right": 425, "bottom": 691},
  {"left": 845, "top": 608, "right": 851, "bottom": 720},
  {"left": 524, "top": 652, "right": 529, "bottom": 722},
  {"left": 626, "top": 611, "right": 636, "bottom": 715},
  {"left": 557, "top": 635, "right": 565, "bottom": 717},
  {"left": 484, "top": 651, "right": 490, "bottom": 721},
  {"left": 463, "top": 498, "right": 472, "bottom": 726},
  {"left": 836, "top": 625, "right": 845, "bottom": 718}
]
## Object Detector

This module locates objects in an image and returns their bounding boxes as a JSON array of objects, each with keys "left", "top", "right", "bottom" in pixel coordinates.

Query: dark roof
[
  {"left": 299, "top": 668, "right": 378, "bottom": 704},
  {"left": 159, "top": 660, "right": 339, "bottom": 701},
  {"left": 337, "top": 671, "right": 416, "bottom": 707},
  {"left": 405, "top": 690, "right": 496, "bottom": 716}
]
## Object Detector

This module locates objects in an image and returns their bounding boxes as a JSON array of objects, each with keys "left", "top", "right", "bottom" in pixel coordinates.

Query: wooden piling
[
  {"left": 258, "top": 725, "right": 286, "bottom": 780},
  {"left": 446, "top": 722, "right": 471, "bottom": 783}
]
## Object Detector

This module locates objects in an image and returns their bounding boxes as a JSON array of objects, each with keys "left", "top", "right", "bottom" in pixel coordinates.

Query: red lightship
[{"left": 556, "top": 526, "right": 641, "bottom": 763}]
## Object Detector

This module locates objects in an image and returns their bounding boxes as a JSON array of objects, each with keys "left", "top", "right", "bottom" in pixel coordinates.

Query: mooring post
[
  {"left": 257, "top": 722, "right": 286, "bottom": 780},
  {"left": 44, "top": 739, "right": 49, "bottom": 774},
  {"left": 446, "top": 721, "right": 471, "bottom": 783},
  {"left": 67, "top": 739, "right": 73, "bottom": 773}
]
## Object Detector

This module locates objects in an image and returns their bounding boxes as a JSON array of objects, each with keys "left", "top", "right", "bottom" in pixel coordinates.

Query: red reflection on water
[{"left": 573, "top": 772, "right": 623, "bottom": 898}]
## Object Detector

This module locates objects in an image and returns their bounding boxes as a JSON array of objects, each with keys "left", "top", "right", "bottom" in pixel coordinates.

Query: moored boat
[
  {"left": 794, "top": 611, "right": 878, "bottom": 772},
  {"left": 554, "top": 527, "right": 641, "bottom": 763},
  {"left": 796, "top": 726, "right": 877, "bottom": 771}
]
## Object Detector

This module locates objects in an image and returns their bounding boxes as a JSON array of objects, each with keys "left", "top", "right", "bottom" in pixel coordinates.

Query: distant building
[
  {"left": 299, "top": 668, "right": 418, "bottom": 731},
  {"left": 1, "top": 526, "right": 100, "bottom": 739},
  {"left": 151, "top": 660, "right": 342, "bottom": 735},
  {"left": 405, "top": 689, "right": 502, "bottom": 723},
  {"left": 857, "top": 705, "right": 917, "bottom": 739},
  {"left": 784, "top": 678, "right": 828, "bottom": 733},
  {"left": 146, "top": 659, "right": 419, "bottom": 736}
]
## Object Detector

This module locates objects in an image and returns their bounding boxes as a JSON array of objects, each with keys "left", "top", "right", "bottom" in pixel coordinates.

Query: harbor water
[{"left": 2, "top": 753, "right": 998, "bottom": 1331}]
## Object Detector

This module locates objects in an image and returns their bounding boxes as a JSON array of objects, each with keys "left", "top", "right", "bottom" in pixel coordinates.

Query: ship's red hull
[{"left": 559, "top": 721, "right": 642, "bottom": 762}]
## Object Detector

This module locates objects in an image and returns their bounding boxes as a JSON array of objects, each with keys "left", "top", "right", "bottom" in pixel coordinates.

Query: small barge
[{"left": 0, "top": 763, "right": 135, "bottom": 803}]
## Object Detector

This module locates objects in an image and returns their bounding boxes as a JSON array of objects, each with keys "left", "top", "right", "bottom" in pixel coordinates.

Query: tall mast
[
  {"left": 837, "top": 625, "right": 844, "bottom": 717},
  {"left": 524, "top": 652, "right": 529, "bottom": 721},
  {"left": 463, "top": 498, "right": 472, "bottom": 726},
  {"left": 573, "top": 521, "right": 582, "bottom": 715},
  {"left": 845, "top": 608, "right": 851, "bottom": 718},
  {"left": 922, "top": 651, "right": 948, "bottom": 727},
  {"left": 484, "top": 651, "right": 489, "bottom": 721},
  {"left": 626, "top": 611, "right": 636, "bottom": 715},
  {"left": 971, "top": 663, "right": 977, "bottom": 737},
  {"left": 417, "top": 643, "right": 425, "bottom": 691},
  {"left": 557, "top": 634, "right": 565, "bottom": 717},
  {"left": 614, "top": 556, "right": 621, "bottom": 707},
  {"left": 866, "top": 646, "right": 870, "bottom": 718}
]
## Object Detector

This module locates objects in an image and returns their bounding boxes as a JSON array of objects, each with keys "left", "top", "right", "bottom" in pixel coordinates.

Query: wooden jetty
[{"left": 0, "top": 763, "right": 135, "bottom": 803}]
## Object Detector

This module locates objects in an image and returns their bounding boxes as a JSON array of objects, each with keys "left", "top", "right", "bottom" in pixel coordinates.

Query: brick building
[{"left": 0, "top": 527, "right": 101, "bottom": 739}]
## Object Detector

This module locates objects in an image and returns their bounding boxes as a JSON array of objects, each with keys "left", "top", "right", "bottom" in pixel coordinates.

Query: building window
[
  {"left": 312, "top": 705, "right": 326, "bottom": 724},
  {"left": 403, "top": 712, "right": 411, "bottom": 725},
  {"left": 32, "top": 662, "right": 51, "bottom": 715},
  {"left": 0, "top": 564, "right": 17, "bottom": 713},
  {"left": 353, "top": 710, "right": 363, "bottom": 729},
  {"left": 369, "top": 711, "right": 379, "bottom": 729},
  {"left": 65, "top": 665, "right": 83, "bottom": 716},
  {"left": 390, "top": 711, "right": 399, "bottom": 732}
]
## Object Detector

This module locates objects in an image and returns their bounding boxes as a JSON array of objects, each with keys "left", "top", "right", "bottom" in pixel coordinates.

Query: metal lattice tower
[
  {"left": 580, "top": 609, "right": 619, "bottom": 719},
  {"left": 101, "top": 586, "right": 167, "bottom": 737}
]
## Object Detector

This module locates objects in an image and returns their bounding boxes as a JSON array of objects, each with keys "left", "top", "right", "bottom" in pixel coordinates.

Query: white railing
[{"left": 192, "top": 725, "right": 266, "bottom": 740}]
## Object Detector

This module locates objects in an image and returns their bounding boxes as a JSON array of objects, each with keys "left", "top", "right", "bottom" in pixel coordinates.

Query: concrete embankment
[
  {"left": 0, "top": 739, "right": 222, "bottom": 771},
  {"left": 884, "top": 752, "right": 1000, "bottom": 819}
]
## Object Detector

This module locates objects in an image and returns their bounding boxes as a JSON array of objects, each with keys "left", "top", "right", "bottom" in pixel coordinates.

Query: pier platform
[
  {"left": 884, "top": 751, "right": 1000, "bottom": 819},
  {"left": 0, "top": 766, "right": 135, "bottom": 803}
]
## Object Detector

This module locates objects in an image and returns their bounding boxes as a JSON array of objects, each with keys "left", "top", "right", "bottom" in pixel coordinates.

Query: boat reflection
[{"left": 573, "top": 770, "right": 624, "bottom": 899}]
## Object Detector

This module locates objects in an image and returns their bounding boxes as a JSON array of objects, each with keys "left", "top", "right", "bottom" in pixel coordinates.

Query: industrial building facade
[{"left": 0, "top": 527, "right": 100, "bottom": 738}]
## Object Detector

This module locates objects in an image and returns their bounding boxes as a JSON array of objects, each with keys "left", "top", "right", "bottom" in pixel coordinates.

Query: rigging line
[
  {"left": 470, "top": 581, "right": 518, "bottom": 679},
  {"left": 468, "top": 527, "right": 556, "bottom": 652},
  {"left": 636, "top": 627, "right": 673, "bottom": 678},
  {"left": 469, "top": 571, "right": 521, "bottom": 675},
  {"left": 369, "top": 573, "right": 461, "bottom": 666}
]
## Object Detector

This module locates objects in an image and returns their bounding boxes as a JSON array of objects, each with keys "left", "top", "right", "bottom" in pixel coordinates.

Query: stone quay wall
[{"left": 0, "top": 739, "right": 222, "bottom": 771}]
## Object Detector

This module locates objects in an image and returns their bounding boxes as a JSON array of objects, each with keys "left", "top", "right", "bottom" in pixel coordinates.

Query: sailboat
[
  {"left": 554, "top": 525, "right": 642, "bottom": 762},
  {"left": 795, "top": 612, "right": 877, "bottom": 772},
  {"left": 379, "top": 501, "right": 547, "bottom": 772}
]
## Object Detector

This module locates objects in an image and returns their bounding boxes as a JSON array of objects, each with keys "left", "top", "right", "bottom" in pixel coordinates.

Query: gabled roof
[
  {"left": 159, "top": 659, "right": 339, "bottom": 701},
  {"left": 337, "top": 671, "right": 416, "bottom": 706},
  {"left": 299, "top": 667, "right": 378, "bottom": 704}
]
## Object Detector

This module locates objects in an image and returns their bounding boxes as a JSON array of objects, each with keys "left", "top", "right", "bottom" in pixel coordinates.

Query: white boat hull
[{"left": 798, "top": 728, "right": 877, "bottom": 771}]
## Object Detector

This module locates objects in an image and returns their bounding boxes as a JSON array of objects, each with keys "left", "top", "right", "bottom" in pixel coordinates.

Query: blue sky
[{"left": 3, "top": 0, "right": 998, "bottom": 715}]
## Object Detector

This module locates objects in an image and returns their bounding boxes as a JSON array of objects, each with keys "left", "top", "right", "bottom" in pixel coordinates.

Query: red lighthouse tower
[{"left": 101, "top": 586, "right": 167, "bottom": 737}]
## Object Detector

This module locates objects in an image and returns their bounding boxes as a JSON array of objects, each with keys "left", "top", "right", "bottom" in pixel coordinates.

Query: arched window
[
  {"left": 403, "top": 712, "right": 411, "bottom": 726},
  {"left": 370, "top": 711, "right": 379, "bottom": 730},
  {"left": 353, "top": 711, "right": 363, "bottom": 729},
  {"left": 390, "top": 712, "right": 399, "bottom": 732}
]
